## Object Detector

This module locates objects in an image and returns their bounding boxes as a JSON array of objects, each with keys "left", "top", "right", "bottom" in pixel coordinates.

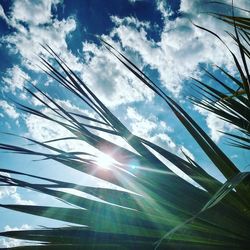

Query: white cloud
[
  {"left": 0, "top": 4, "right": 8, "bottom": 22},
  {"left": 0, "top": 173, "right": 16, "bottom": 199},
  {"left": 0, "top": 172, "right": 35, "bottom": 205},
  {"left": 0, "top": 0, "right": 243, "bottom": 175},
  {"left": 231, "top": 154, "right": 238, "bottom": 159},
  {"left": 194, "top": 105, "right": 234, "bottom": 143},
  {"left": 159, "top": 120, "right": 173, "bottom": 132},
  {"left": 156, "top": 0, "right": 173, "bottom": 19},
  {"left": 0, "top": 100, "right": 19, "bottom": 119},
  {"left": 2, "top": 0, "right": 241, "bottom": 110},
  {"left": 126, "top": 107, "right": 157, "bottom": 138},
  {"left": 151, "top": 133, "right": 195, "bottom": 160},
  {"left": 25, "top": 108, "right": 72, "bottom": 142},
  {"left": 2, "top": 65, "right": 30, "bottom": 93},
  {"left": 108, "top": 0, "right": 248, "bottom": 97},
  {"left": 81, "top": 41, "right": 154, "bottom": 107},
  {"left": 1, "top": 0, "right": 80, "bottom": 72},
  {"left": 4, "top": 224, "right": 31, "bottom": 232},
  {"left": 0, "top": 224, "right": 32, "bottom": 248},
  {"left": 151, "top": 133, "right": 176, "bottom": 150},
  {"left": 4, "top": 224, "right": 31, "bottom": 231},
  {"left": 110, "top": 15, "right": 150, "bottom": 29},
  {"left": 124, "top": 108, "right": 196, "bottom": 184},
  {"left": 126, "top": 107, "right": 194, "bottom": 160},
  {"left": 11, "top": 0, "right": 60, "bottom": 26},
  {"left": 10, "top": 193, "right": 35, "bottom": 205},
  {"left": 2, "top": 16, "right": 78, "bottom": 71},
  {"left": 128, "top": 0, "right": 140, "bottom": 3},
  {"left": 1, "top": 0, "right": 248, "bottom": 108},
  {"left": 25, "top": 99, "right": 96, "bottom": 153},
  {"left": 206, "top": 113, "right": 234, "bottom": 143},
  {"left": 179, "top": 145, "right": 195, "bottom": 161},
  {"left": 180, "top": 0, "right": 250, "bottom": 16}
]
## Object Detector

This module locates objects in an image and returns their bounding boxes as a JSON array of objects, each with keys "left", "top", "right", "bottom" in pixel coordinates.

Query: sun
[{"left": 96, "top": 153, "right": 114, "bottom": 169}]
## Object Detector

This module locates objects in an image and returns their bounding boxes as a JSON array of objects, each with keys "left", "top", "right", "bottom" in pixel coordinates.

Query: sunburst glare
[{"left": 96, "top": 152, "right": 115, "bottom": 169}]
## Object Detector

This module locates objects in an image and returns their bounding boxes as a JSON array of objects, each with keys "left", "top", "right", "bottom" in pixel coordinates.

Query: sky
[{"left": 0, "top": 0, "right": 249, "bottom": 247}]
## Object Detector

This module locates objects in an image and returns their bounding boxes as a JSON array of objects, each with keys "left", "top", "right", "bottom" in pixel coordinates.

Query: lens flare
[{"left": 96, "top": 153, "right": 114, "bottom": 169}]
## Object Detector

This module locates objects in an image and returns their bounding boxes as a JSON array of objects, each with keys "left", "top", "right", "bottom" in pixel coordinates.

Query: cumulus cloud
[
  {"left": 25, "top": 98, "right": 98, "bottom": 153},
  {"left": 4, "top": 224, "right": 31, "bottom": 232},
  {"left": 25, "top": 109, "right": 69, "bottom": 142},
  {"left": 151, "top": 133, "right": 195, "bottom": 160},
  {"left": 0, "top": 172, "right": 35, "bottom": 205},
  {"left": 2, "top": 65, "right": 30, "bottom": 93},
  {"left": 156, "top": 0, "right": 174, "bottom": 19},
  {"left": 205, "top": 113, "right": 234, "bottom": 143},
  {"left": 0, "top": 0, "right": 80, "bottom": 72},
  {"left": 0, "top": 0, "right": 244, "bottom": 169},
  {"left": 1, "top": 0, "right": 154, "bottom": 109},
  {"left": 126, "top": 106, "right": 157, "bottom": 138},
  {"left": 81, "top": 41, "right": 154, "bottom": 107},
  {"left": 124, "top": 107, "right": 196, "bottom": 185},
  {"left": 0, "top": 172, "right": 16, "bottom": 199},
  {"left": 0, "top": 100, "right": 19, "bottom": 119},
  {"left": 0, "top": 224, "right": 32, "bottom": 248},
  {"left": 110, "top": 15, "right": 150, "bottom": 29},
  {"left": 108, "top": 0, "right": 249, "bottom": 98},
  {"left": 194, "top": 105, "right": 235, "bottom": 143},
  {"left": 2, "top": 0, "right": 241, "bottom": 110},
  {"left": 3, "top": 17, "right": 78, "bottom": 71},
  {"left": 10, "top": 0, "right": 60, "bottom": 26},
  {"left": 10, "top": 193, "right": 35, "bottom": 205},
  {"left": 126, "top": 107, "right": 194, "bottom": 160}
]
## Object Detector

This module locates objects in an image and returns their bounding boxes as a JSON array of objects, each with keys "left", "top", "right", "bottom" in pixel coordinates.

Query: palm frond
[{"left": 1, "top": 3, "right": 250, "bottom": 249}]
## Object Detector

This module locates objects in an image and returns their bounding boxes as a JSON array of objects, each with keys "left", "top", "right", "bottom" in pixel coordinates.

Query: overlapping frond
[{"left": 0, "top": 4, "right": 250, "bottom": 250}]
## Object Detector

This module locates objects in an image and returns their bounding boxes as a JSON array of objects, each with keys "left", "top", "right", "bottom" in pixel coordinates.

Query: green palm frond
[
  {"left": 0, "top": 3, "right": 250, "bottom": 250},
  {"left": 190, "top": 9, "right": 250, "bottom": 149}
]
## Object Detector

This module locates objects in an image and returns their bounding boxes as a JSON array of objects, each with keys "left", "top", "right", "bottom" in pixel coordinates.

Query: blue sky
[{"left": 0, "top": 0, "right": 249, "bottom": 247}]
